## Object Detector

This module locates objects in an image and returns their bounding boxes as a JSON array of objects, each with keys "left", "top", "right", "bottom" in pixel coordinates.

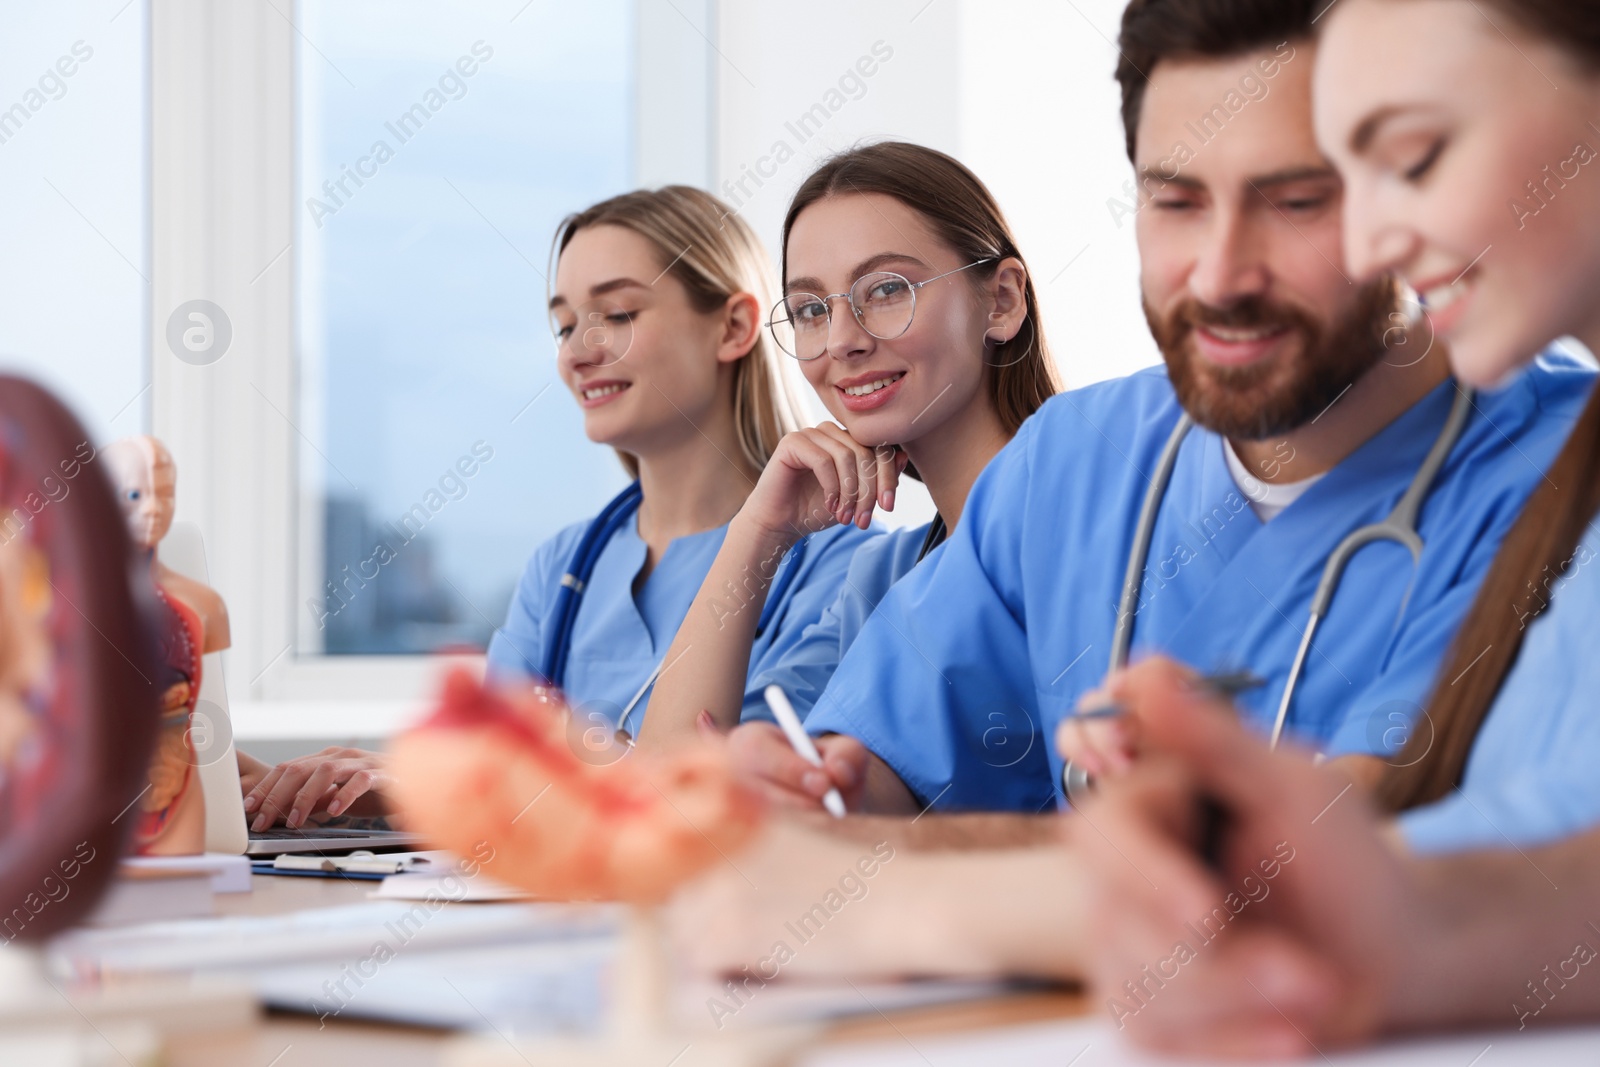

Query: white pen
[{"left": 763, "top": 684, "right": 847, "bottom": 818}]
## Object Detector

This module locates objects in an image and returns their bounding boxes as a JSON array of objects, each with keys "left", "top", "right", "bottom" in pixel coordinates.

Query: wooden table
[{"left": 163, "top": 874, "right": 1086, "bottom": 1067}]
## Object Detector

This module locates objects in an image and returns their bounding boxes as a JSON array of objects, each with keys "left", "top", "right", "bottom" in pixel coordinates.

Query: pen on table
[
  {"left": 763, "top": 684, "right": 847, "bottom": 819},
  {"left": 1072, "top": 669, "right": 1265, "bottom": 869}
]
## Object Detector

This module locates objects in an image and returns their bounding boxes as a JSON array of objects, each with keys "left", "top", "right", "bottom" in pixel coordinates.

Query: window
[
  {"left": 294, "top": 0, "right": 636, "bottom": 657},
  {"left": 148, "top": 0, "right": 704, "bottom": 712},
  {"left": 0, "top": 4, "right": 147, "bottom": 442}
]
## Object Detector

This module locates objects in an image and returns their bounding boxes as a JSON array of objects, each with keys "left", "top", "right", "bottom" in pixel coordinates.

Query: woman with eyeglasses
[
  {"left": 241, "top": 186, "right": 874, "bottom": 830},
  {"left": 639, "top": 143, "right": 1060, "bottom": 759}
]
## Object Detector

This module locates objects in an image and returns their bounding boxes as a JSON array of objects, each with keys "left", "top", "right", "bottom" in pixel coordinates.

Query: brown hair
[
  {"left": 780, "top": 141, "right": 1060, "bottom": 436},
  {"left": 1352, "top": 2, "right": 1600, "bottom": 810},
  {"left": 552, "top": 186, "right": 805, "bottom": 477},
  {"left": 1115, "top": 0, "right": 1319, "bottom": 161}
]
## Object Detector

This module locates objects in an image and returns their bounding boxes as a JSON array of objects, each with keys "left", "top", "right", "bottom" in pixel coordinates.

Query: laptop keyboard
[{"left": 248, "top": 827, "right": 399, "bottom": 840}]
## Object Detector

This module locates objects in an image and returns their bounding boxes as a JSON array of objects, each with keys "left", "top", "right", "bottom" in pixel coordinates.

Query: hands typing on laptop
[{"left": 238, "top": 747, "right": 395, "bottom": 833}]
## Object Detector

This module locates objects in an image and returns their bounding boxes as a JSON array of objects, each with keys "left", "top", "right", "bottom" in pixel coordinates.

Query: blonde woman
[{"left": 244, "top": 187, "right": 873, "bottom": 830}]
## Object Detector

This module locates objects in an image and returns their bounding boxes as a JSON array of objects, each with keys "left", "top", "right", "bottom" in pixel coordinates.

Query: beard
[{"left": 1146, "top": 277, "right": 1401, "bottom": 441}]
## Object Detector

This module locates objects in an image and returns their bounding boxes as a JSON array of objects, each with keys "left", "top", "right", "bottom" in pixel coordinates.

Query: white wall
[
  {"left": 957, "top": 0, "right": 1159, "bottom": 389},
  {"left": 714, "top": 1, "right": 961, "bottom": 251},
  {"left": 717, "top": 0, "right": 1159, "bottom": 392}
]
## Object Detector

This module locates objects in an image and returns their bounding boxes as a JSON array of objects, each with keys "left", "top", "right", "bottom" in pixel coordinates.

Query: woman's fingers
[
  {"left": 280, "top": 760, "right": 341, "bottom": 829},
  {"left": 874, "top": 445, "right": 904, "bottom": 511},
  {"left": 245, "top": 764, "right": 289, "bottom": 824},
  {"left": 248, "top": 753, "right": 367, "bottom": 829},
  {"left": 288, "top": 758, "right": 380, "bottom": 826},
  {"left": 727, "top": 722, "right": 838, "bottom": 812},
  {"left": 1075, "top": 662, "right": 1397, "bottom": 1056},
  {"left": 775, "top": 425, "right": 896, "bottom": 533},
  {"left": 812, "top": 424, "right": 873, "bottom": 527},
  {"left": 236, "top": 750, "right": 273, "bottom": 797},
  {"left": 798, "top": 426, "right": 858, "bottom": 524},
  {"left": 815, "top": 734, "right": 870, "bottom": 810},
  {"left": 816, "top": 423, "right": 882, "bottom": 528},
  {"left": 784, "top": 435, "right": 844, "bottom": 523},
  {"left": 1106, "top": 922, "right": 1342, "bottom": 1057},
  {"left": 760, "top": 423, "right": 912, "bottom": 537},
  {"left": 326, "top": 766, "right": 386, "bottom": 818},
  {"left": 829, "top": 435, "right": 865, "bottom": 524}
]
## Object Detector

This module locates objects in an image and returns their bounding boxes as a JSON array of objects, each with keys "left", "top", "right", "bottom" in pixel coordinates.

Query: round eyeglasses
[{"left": 767, "top": 258, "right": 995, "bottom": 361}]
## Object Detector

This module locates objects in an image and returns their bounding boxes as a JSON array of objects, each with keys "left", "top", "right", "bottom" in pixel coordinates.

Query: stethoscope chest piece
[{"left": 1062, "top": 760, "right": 1094, "bottom": 806}]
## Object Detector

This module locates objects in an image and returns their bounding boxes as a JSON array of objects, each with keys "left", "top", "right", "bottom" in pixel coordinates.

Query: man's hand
[{"left": 1055, "top": 682, "right": 1142, "bottom": 779}]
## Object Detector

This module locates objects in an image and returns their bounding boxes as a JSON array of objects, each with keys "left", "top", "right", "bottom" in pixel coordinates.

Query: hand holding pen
[
  {"left": 1058, "top": 668, "right": 1264, "bottom": 780},
  {"left": 764, "top": 685, "right": 847, "bottom": 818},
  {"left": 1063, "top": 665, "right": 1265, "bottom": 870}
]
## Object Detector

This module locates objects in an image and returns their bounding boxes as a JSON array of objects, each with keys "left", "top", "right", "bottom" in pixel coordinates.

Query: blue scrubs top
[
  {"left": 804, "top": 355, "right": 1595, "bottom": 812},
  {"left": 1400, "top": 515, "right": 1600, "bottom": 854},
  {"left": 746, "top": 523, "right": 936, "bottom": 723},
  {"left": 485, "top": 510, "right": 875, "bottom": 725}
]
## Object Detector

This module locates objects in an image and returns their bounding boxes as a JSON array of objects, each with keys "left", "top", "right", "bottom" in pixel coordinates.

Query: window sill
[{"left": 229, "top": 699, "right": 426, "bottom": 743}]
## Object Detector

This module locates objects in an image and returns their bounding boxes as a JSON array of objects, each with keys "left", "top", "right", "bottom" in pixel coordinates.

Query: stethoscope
[
  {"left": 1062, "top": 382, "right": 1476, "bottom": 803},
  {"left": 541, "top": 480, "right": 810, "bottom": 737}
]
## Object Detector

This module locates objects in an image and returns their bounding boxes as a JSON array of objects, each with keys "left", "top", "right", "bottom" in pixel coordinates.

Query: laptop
[{"left": 162, "top": 522, "right": 425, "bottom": 857}]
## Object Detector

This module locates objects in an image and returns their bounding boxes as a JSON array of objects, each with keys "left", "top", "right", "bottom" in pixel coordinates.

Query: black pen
[{"left": 1069, "top": 669, "right": 1266, "bottom": 721}]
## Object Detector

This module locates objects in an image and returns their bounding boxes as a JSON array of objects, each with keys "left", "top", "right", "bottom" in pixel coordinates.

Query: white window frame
[{"left": 149, "top": 0, "right": 715, "bottom": 733}]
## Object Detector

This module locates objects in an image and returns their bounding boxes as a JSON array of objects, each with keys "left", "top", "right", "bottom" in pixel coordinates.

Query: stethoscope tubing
[
  {"left": 1065, "top": 382, "right": 1476, "bottom": 803},
  {"left": 1265, "top": 383, "right": 1473, "bottom": 746},
  {"left": 541, "top": 480, "right": 808, "bottom": 694}
]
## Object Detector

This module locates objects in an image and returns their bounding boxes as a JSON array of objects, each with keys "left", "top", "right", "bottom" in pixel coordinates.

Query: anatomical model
[
  {"left": 103, "top": 436, "right": 229, "bottom": 856},
  {"left": 393, "top": 670, "right": 805, "bottom": 1066},
  {"left": 0, "top": 381, "right": 159, "bottom": 933},
  {"left": 0, "top": 383, "right": 256, "bottom": 1062}
]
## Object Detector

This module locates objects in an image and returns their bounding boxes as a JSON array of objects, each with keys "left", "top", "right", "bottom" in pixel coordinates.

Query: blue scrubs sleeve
[
  {"left": 804, "top": 428, "right": 1053, "bottom": 812},
  {"left": 745, "top": 525, "right": 923, "bottom": 722},
  {"left": 486, "top": 533, "right": 567, "bottom": 683},
  {"left": 1398, "top": 528, "right": 1600, "bottom": 854},
  {"left": 1399, "top": 758, "right": 1600, "bottom": 855},
  {"left": 744, "top": 589, "right": 850, "bottom": 723},
  {"left": 741, "top": 524, "right": 875, "bottom": 722}
]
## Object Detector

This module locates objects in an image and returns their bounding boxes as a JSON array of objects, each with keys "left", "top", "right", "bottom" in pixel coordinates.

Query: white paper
[
  {"left": 47, "top": 899, "right": 617, "bottom": 979},
  {"left": 371, "top": 870, "right": 532, "bottom": 902},
  {"left": 121, "top": 852, "right": 252, "bottom": 893},
  {"left": 802, "top": 1016, "right": 1600, "bottom": 1067},
  {"left": 250, "top": 935, "right": 1007, "bottom": 1036}
]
